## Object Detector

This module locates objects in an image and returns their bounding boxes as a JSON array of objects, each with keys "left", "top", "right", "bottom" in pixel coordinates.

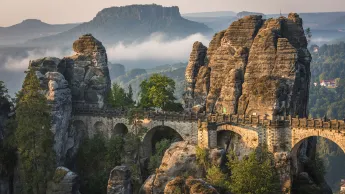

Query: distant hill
[
  {"left": 0, "top": 19, "right": 78, "bottom": 45},
  {"left": 237, "top": 11, "right": 265, "bottom": 18},
  {"left": 266, "top": 12, "right": 345, "bottom": 29},
  {"left": 182, "top": 11, "right": 236, "bottom": 18},
  {"left": 27, "top": 4, "right": 212, "bottom": 46},
  {"left": 322, "top": 15, "right": 345, "bottom": 33}
]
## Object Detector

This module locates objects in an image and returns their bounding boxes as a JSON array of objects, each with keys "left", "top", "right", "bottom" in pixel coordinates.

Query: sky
[{"left": 1, "top": 0, "right": 345, "bottom": 26}]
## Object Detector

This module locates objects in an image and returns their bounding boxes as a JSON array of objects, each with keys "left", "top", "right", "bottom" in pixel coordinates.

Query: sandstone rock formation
[
  {"left": 107, "top": 166, "right": 132, "bottom": 194},
  {"left": 30, "top": 58, "right": 73, "bottom": 165},
  {"left": 184, "top": 42, "right": 208, "bottom": 109},
  {"left": 140, "top": 141, "right": 222, "bottom": 194},
  {"left": 27, "top": 34, "right": 111, "bottom": 165},
  {"left": 65, "top": 34, "right": 111, "bottom": 108},
  {"left": 47, "top": 167, "right": 80, "bottom": 194},
  {"left": 164, "top": 176, "right": 219, "bottom": 194},
  {"left": 184, "top": 13, "right": 311, "bottom": 119}
]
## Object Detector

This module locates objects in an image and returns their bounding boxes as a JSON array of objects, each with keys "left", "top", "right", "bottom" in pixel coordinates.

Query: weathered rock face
[
  {"left": 107, "top": 166, "right": 132, "bottom": 194},
  {"left": 164, "top": 176, "right": 219, "bottom": 194},
  {"left": 64, "top": 34, "right": 111, "bottom": 108},
  {"left": 27, "top": 34, "right": 111, "bottom": 165},
  {"left": 140, "top": 141, "right": 222, "bottom": 194},
  {"left": 30, "top": 58, "right": 73, "bottom": 165},
  {"left": 47, "top": 167, "right": 80, "bottom": 194},
  {"left": 184, "top": 42, "right": 207, "bottom": 110},
  {"left": 184, "top": 13, "right": 311, "bottom": 118}
]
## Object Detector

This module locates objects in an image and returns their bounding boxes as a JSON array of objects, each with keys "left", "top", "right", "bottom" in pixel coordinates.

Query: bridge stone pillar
[
  {"left": 197, "top": 120, "right": 217, "bottom": 149},
  {"left": 266, "top": 126, "right": 292, "bottom": 193},
  {"left": 274, "top": 152, "right": 291, "bottom": 194}
]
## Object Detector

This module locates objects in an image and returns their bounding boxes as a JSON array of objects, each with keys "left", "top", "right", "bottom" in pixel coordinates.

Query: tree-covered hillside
[{"left": 308, "top": 42, "right": 345, "bottom": 119}]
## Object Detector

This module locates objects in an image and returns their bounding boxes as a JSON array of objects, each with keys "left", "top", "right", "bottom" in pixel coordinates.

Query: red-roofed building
[{"left": 320, "top": 79, "right": 337, "bottom": 88}]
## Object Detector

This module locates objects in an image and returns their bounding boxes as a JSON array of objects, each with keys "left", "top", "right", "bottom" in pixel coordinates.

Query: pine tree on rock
[{"left": 15, "top": 69, "right": 55, "bottom": 194}]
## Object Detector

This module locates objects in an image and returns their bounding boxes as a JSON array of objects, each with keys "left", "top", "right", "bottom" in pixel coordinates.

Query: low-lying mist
[{"left": 0, "top": 33, "right": 211, "bottom": 95}]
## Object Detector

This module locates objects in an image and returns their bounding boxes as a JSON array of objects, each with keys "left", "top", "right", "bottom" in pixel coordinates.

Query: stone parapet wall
[{"left": 291, "top": 118, "right": 345, "bottom": 129}]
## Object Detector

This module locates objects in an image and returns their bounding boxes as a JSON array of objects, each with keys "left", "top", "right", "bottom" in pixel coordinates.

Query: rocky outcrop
[
  {"left": 184, "top": 42, "right": 207, "bottom": 110},
  {"left": 30, "top": 58, "right": 73, "bottom": 165},
  {"left": 164, "top": 176, "right": 219, "bottom": 194},
  {"left": 184, "top": 13, "right": 311, "bottom": 119},
  {"left": 47, "top": 167, "right": 80, "bottom": 194},
  {"left": 107, "top": 166, "right": 132, "bottom": 194},
  {"left": 140, "top": 141, "right": 222, "bottom": 194},
  {"left": 65, "top": 34, "right": 111, "bottom": 108},
  {"left": 27, "top": 34, "right": 111, "bottom": 165}
]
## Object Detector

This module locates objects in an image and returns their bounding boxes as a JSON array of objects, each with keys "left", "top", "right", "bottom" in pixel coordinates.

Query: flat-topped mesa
[
  {"left": 97, "top": 4, "right": 182, "bottom": 20},
  {"left": 184, "top": 13, "right": 311, "bottom": 119}
]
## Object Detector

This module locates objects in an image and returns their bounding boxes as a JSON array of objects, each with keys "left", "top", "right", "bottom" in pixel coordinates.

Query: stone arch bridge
[
  {"left": 72, "top": 106, "right": 345, "bottom": 191},
  {"left": 71, "top": 106, "right": 201, "bottom": 158}
]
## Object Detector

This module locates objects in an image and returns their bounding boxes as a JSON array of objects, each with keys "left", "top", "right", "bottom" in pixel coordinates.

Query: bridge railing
[
  {"left": 72, "top": 104, "right": 345, "bottom": 129},
  {"left": 206, "top": 114, "right": 345, "bottom": 129},
  {"left": 142, "top": 111, "right": 206, "bottom": 121},
  {"left": 206, "top": 114, "right": 290, "bottom": 127},
  {"left": 290, "top": 118, "right": 345, "bottom": 129},
  {"left": 72, "top": 105, "right": 207, "bottom": 121}
]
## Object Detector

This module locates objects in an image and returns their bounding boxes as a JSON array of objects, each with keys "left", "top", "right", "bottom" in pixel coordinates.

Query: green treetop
[
  {"left": 228, "top": 148, "right": 281, "bottom": 194},
  {"left": 139, "top": 74, "right": 183, "bottom": 111},
  {"left": 107, "top": 83, "right": 135, "bottom": 108},
  {"left": 15, "top": 69, "right": 55, "bottom": 194}
]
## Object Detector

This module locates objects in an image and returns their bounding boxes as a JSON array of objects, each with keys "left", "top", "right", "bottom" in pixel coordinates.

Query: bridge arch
[
  {"left": 216, "top": 124, "right": 260, "bottom": 150},
  {"left": 71, "top": 120, "right": 88, "bottom": 139},
  {"left": 93, "top": 121, "right": 107, "bottom": 136},
  {"left": 291, "top": 128, "right": 345, "bottom": 174},
  {"left": 142, "top": 125, "right": 183, "bottom": 157},
  {"left": 112, "top": 123, "right": 128, "bottom": 136},
  {"left": 291, "top": 128, "right": 345, "bottom": 155}
]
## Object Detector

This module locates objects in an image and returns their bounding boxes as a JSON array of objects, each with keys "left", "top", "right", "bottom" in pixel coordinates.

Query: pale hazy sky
[{"left": 1, "top": 0, "right": 345, "bottom": 26}]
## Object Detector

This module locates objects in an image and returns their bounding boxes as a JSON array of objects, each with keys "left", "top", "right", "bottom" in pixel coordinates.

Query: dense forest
[
  {"left": 307, "top": 42, "right": 345, "bottom": 193},
  {"left": 309, "top": 42, "right": 345, "bottom": 119}
]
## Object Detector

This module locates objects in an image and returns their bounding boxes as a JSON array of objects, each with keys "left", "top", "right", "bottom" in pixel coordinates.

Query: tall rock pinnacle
[{"left": 184, "top": 13, "right": 311, "bottom": 119}]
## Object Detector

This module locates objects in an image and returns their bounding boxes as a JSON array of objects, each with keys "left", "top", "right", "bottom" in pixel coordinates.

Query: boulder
[
  {"left": 107, "top": 166, "right": 132, "bottom": 194},
  {"left": 164, "top": 176, "right": 219, "bottom": 194},
  {"left": 46, "top": 167, "right": 80, "bottom": 194},
  {"left": 140, "top": 141, "right": 222, "bottom": 194}
]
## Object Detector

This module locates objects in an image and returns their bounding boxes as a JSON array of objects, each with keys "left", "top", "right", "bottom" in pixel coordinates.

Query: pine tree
[
  {"left": 107, "top": 83, "right": 134, "bottom": 108},
  {"left": 15, "top": 69, "right": 55, "bottom": 194},
  {"left": 126, "top": 84, "right": 135, "bottom": 106}
]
